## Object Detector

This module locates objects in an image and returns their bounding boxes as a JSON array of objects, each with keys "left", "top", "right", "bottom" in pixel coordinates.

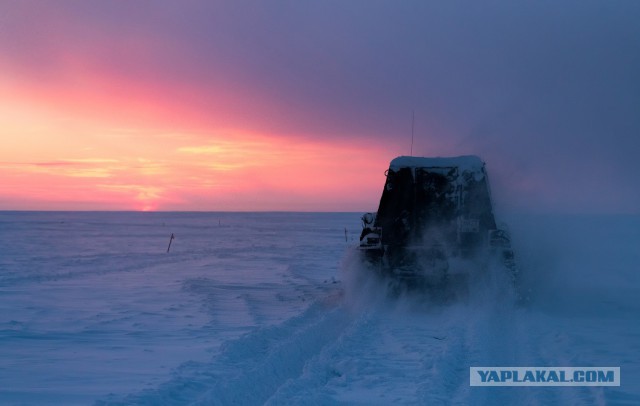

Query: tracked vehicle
[{"left": 359, "top": 156, "right": 516, "bottom": 289}]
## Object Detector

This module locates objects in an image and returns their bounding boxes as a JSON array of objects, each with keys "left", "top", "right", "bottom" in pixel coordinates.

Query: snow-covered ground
[{"left": 0, "top": 212, "right": 638, "bottom": 405}]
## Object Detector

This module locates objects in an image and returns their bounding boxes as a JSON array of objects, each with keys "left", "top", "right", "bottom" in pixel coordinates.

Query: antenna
[{"left": 410, "top": 110, "right": 415, "bottom": 156}]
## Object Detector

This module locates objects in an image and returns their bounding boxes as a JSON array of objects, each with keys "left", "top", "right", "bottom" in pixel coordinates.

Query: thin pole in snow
[{"left": 167, "top": 233, "right": 175, "bottom": 253}]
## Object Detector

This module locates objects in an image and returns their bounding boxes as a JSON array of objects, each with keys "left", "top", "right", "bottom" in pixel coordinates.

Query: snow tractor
[{"left": 359, "top": 156, "right": 517, "bottom": 290}]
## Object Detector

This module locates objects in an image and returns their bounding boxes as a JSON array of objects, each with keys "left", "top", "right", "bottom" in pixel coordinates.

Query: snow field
[{"left": 0, "top": 212, "right": 638, "bottom": 404}]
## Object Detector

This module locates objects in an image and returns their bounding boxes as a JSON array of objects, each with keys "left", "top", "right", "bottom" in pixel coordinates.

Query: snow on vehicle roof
[{"left": 389, "top": 155, "right": 485, "bottom": 173}]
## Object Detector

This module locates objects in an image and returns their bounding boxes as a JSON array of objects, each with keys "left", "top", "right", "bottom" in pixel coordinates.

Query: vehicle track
[{"left": 99, "top": 260, "right": 624, "bottom": 405}]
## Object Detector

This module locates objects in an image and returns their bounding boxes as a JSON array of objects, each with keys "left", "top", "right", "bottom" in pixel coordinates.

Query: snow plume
[
  {"left": 506, "top": 213, "right": 640, "bottom": 314},
  {"left": 339, "top": 246, "right": 391, "bottom": 311},
  {"left": 340, "top": 245, "right": 518, "bottom": 316}
]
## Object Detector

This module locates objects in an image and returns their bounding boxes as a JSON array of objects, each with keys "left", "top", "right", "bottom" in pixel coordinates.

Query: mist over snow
[{"left": 0, "top": 211, "right": 638, "bottom": 404}]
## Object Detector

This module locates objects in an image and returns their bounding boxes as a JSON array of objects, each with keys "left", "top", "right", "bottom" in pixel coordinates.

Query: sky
[{"left": 1, "top": 1, "right": 639, "bottom": 213}]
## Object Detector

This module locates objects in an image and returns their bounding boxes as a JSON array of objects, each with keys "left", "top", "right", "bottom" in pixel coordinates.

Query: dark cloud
[{"left": 1, "top": 1, "right": 638, "bottom": 212}]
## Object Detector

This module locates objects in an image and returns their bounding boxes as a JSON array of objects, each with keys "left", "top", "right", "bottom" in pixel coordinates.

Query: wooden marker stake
[{"left": 167, "top": 233, "right": 175, "bottom": 253}]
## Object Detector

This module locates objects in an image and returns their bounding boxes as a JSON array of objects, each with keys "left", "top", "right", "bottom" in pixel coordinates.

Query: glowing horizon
[{"left": 0, "top": 74, "right": 402, "bottom": 211}]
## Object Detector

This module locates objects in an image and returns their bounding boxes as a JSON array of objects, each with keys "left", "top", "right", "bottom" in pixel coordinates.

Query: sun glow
[
  {"left": 0, "top": 50, "right": 407, "bottom": 212},
  {"left": 0, "top": 82, "right": 393, "bottom": 211}
]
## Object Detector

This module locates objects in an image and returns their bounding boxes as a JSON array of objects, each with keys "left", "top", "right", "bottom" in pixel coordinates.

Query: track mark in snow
[
  {"left": 97, "top": 294, "right": 349, "bottom": 405},
  {"left": 263, "top": 298, "right": 473, "bottom": 404}
]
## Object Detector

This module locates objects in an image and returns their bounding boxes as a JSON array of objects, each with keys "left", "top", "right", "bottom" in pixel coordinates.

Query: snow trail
[{"left": 98, "top": 293, "right": 349, "bottom": 405}]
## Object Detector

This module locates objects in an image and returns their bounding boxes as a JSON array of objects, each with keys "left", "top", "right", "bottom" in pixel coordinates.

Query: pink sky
[
  {"left": 1, "top": 2, "right": 638, "bottom": 213},
  {"left": 0, "top": 76, "right": 396, "bottom": 211},
  {"left": 0, "top": 59, "right": 413, "bottom": 211},
  {"left": 0, "top": 3, "right": 436, "bottom": 212}
]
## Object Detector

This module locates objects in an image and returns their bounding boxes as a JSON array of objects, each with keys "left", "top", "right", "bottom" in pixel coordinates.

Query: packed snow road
[{"left": 0, "top": 212, "right": 637, "bottom": 405}]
